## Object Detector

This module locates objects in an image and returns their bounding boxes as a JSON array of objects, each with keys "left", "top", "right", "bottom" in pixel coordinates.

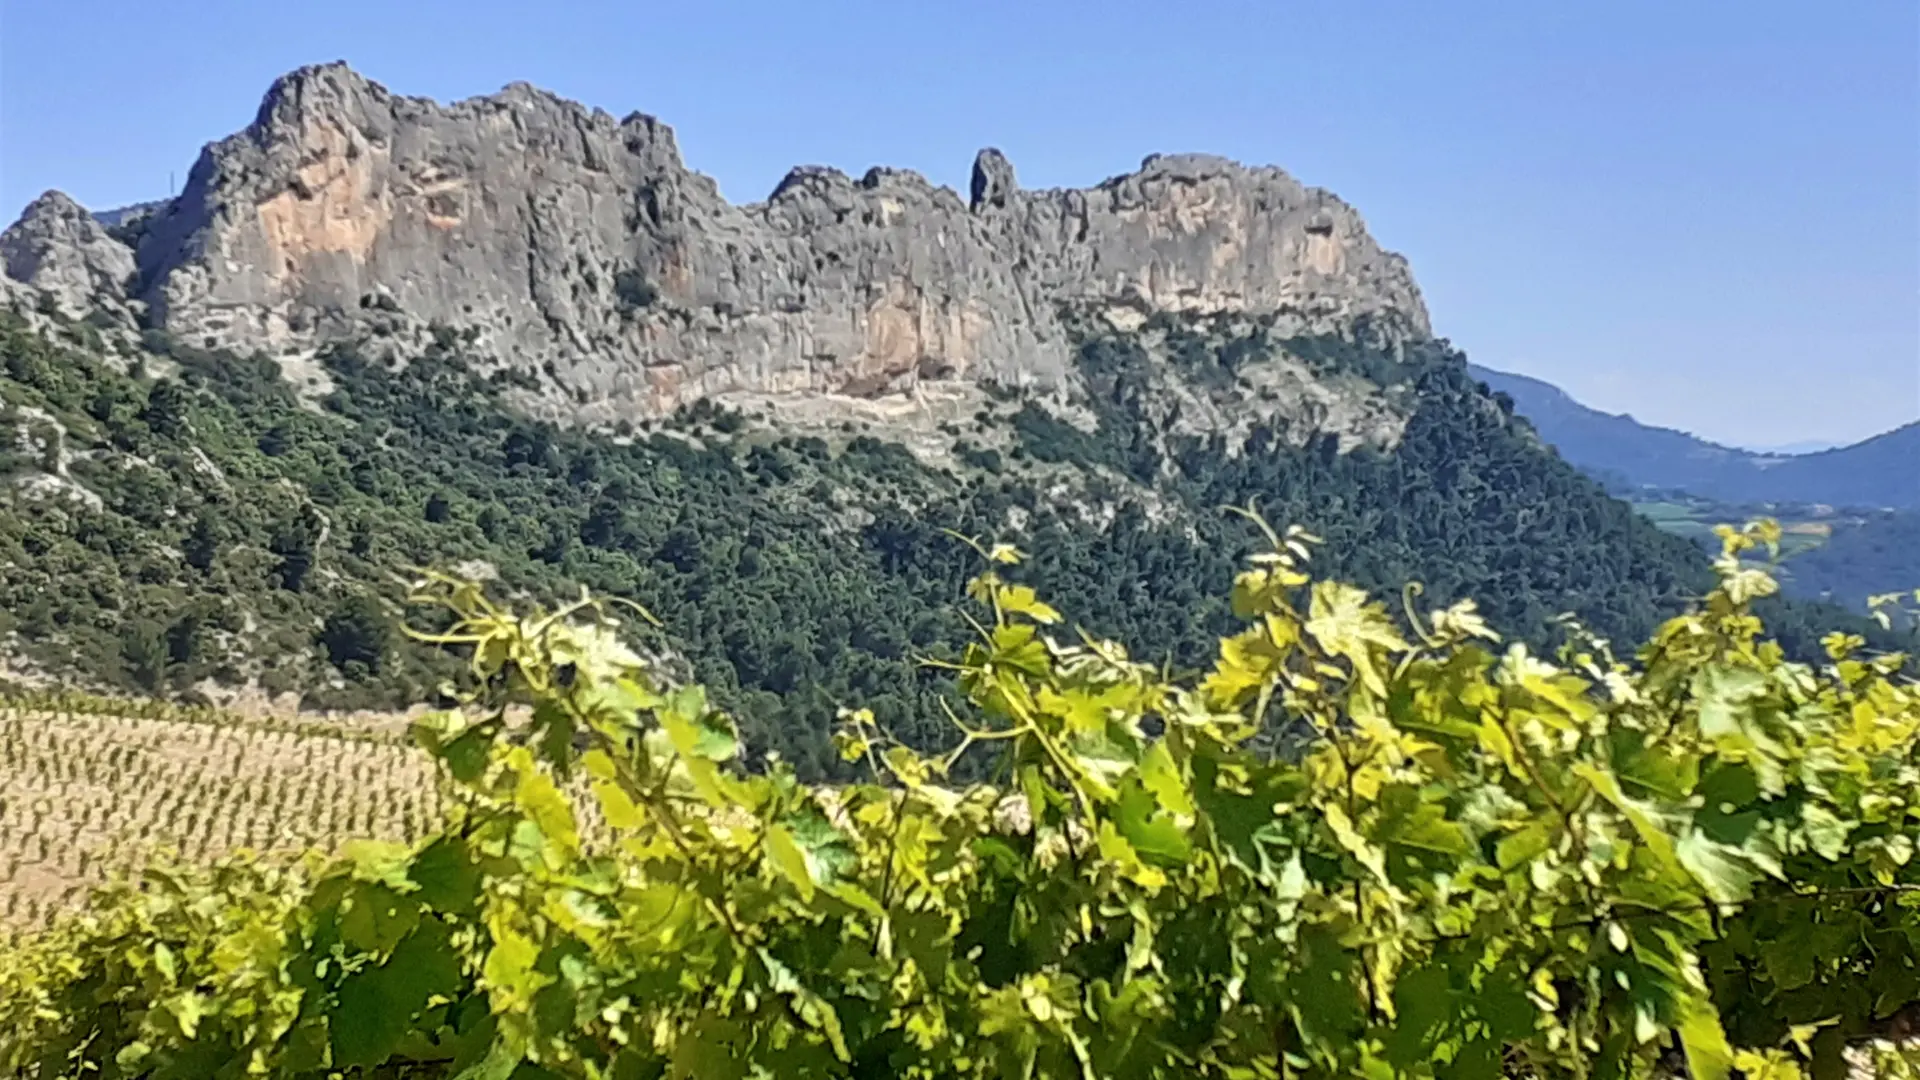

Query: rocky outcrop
[
  {"left": 970, "top": 149, "right": 1017, "bottom": 211},
  {"left": 8, "top": 62, "right": 1431, "bottom": 422},
  {"left": 0, "top": 192, "right": 137, "bottom": 319}
]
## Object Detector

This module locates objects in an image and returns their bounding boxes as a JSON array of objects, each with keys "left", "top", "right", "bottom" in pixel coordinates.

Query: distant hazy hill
[
  {"left": 1470, "top": 364, "right": 1918, "bottom": 510},
  {"left": 1743, "top": 439, "right": 1839, "bottom": 456}
]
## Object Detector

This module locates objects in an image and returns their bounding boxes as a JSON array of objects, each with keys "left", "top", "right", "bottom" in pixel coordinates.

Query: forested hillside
[
  {"left": 1782, "top": 510, "right": 1920, "bottom": 615},
  {"left": 4, "top": 309, "right": 1891, "bottom": 775}
]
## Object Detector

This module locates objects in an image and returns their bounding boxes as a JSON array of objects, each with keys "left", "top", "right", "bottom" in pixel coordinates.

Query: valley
[{"left": 1469, "top": 363, "right": 1919, "bottom": 620}]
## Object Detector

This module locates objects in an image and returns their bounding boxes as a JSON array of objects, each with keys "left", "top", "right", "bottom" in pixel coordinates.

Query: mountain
[
  {"left": 0, "top": 64, "right": 1891, "bottom": 770},
  {"left": 1469, "top": 363, "right": 1919, "bottom": 618},
  {"left": 17, "top": 61, "right": 1424, "bottom": 428},
  {"left": 1469, "top": 363, "right": 1918, "bottom": 510},
  {"left": 1741, "top": 439, "right": 1838, "bottom": 456}
]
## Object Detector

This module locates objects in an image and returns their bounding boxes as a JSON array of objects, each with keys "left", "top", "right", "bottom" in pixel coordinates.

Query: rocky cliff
[
  {"left": 4, "top": 62, "right": 1429, "bottom": 422},
  {"left": 1, "top": 191, "right": 137, "bottom": 321}
]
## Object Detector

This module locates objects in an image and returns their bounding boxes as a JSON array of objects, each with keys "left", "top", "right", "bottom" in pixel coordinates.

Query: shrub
[
  {"left": 321, "top": 592, "right": 393, "bottom": 674},
  {"left": 614, "top": 268, "right": 658, "bottom": 311},
  {"left": 1, "top": 521, "right": 1917, "bottom": 1077}
]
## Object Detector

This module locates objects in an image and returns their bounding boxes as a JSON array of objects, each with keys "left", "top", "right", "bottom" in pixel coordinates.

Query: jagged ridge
[{"left": 4, "top": 62, "right": 1428, "bottom": 423}]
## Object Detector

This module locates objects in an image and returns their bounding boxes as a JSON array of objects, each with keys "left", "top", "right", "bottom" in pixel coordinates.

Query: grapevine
[{"left": 0, "top": 519, "right": 1915, "bottom": 1079}]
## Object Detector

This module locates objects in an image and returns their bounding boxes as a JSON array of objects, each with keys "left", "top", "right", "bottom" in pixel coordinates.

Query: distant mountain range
[
  {"left": 1741, "top": 439, "right": 1840, "bottom": 456},
  {"left": 1469, "top": 365, "right": 1918, "bottom": 510}
]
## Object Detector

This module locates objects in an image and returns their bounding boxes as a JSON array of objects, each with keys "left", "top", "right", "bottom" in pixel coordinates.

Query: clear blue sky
[{"left": 2, "top": 0, "right": 1914, "bottom": 448}]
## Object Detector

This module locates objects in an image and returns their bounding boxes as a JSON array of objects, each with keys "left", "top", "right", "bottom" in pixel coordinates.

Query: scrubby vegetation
[
  {"left": 1, "top": 523, "right": 1915, "bottom": 1078},
  {"left": 3, "top": 310, "right": 1895, "bottom": 780}
]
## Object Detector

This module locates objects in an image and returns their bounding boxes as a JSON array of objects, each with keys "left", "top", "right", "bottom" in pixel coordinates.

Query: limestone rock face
[
  {"left": 10, "top": 63, "right": 1432, "bottom": 421},
  {"left": 0, "top": 191, "right": 137, "bottom": 318},
  {"left": 971, "top": 148, "right": 1017, "bottom": 211}
]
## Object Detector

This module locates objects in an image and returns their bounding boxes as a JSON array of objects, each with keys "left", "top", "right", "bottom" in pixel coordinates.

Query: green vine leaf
[{"left": 3, "top": 514, "right": 1914, "bottom": 1080}]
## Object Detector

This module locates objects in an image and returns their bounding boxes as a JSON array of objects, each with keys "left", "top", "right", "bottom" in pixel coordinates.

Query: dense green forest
[{"left": 0, "top": 309, "right": 1889, "bottom": 775}]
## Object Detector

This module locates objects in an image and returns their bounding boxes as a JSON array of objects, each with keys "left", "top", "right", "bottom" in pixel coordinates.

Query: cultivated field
[
  {"left": 1630, "top": 496, "right": 1836, "bottom": 556},
  {"left": 0, "top": 695, "right": 444, "bottom": 928}
]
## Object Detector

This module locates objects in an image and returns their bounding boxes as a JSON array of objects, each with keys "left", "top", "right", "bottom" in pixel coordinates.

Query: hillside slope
[
  {"left": 0, "top": 65, "right": 1896, "bottom": 774},
  {"left": 1470, "top": 363, "right": 1918, "bottom": 509},
  {"left": 1, "top": 305, "right": 1765, "bottom": 774}
]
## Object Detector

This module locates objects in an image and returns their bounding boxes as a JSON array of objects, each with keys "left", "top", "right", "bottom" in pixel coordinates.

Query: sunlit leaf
[{"left": 766, "top": 824, "right": 817, "bottom": 902}]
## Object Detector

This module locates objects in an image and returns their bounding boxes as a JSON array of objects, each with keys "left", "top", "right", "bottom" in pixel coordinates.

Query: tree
[
  {"left": 320, "top": 593, "right": 392, "bottom": 674},
  {"left": 269, "top": 518, "right": 317, "bottom": 592},
  {"left": 117, "top": 619, "right": 168, "bottom": 691},
  {"left": 579, "top": 497, "right": 627, "bottom": 549},
  {"left": 656, "top": 523, "right": 702, "bottom": 573},
  {"left": 165, "top": 609, "right": 205, "bottom": 667},
  {"left": 141, "top": 378, "right": 189, "bottom": 437},
  {"left": 181, "top": 513, "right": 221, "bottom": 572}
]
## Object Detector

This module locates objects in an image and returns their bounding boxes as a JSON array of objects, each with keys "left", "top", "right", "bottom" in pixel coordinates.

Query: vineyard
[
  {"left": 0, "top": 696, "right": 441, "bottom": 928},
  {"left": 0, "top": 522, "right": 1916, "bottom": 1079}
]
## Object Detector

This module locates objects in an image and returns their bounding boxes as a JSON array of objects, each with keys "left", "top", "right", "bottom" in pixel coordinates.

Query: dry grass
[{"left": 0, "top": 699, "right": 445, "bottom": 927}]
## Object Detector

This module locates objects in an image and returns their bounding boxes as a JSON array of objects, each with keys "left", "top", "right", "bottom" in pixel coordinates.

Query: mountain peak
[
  {"left": 969, "top": 148, "right": 1016, "bottom": 210},
  {"left": 0, "top": 188, "right": 136, "bottom": 318},
  {"left": 249, "top": 61, "right": 388, "bottom": 141},
  {"left": 16, "top": 190, "right": 90, "bottom": 219},
  {"left": 10, "top": 63, "right": 1431, "bottom": 424}
]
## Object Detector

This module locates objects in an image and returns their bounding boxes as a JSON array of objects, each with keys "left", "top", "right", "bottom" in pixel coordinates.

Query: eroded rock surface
[
  {"left": 0, "top": 192, "right": 137, "bottom": 320},
  {"left": 6, "top": 62, "right": 1430, "bottom": 422}
]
